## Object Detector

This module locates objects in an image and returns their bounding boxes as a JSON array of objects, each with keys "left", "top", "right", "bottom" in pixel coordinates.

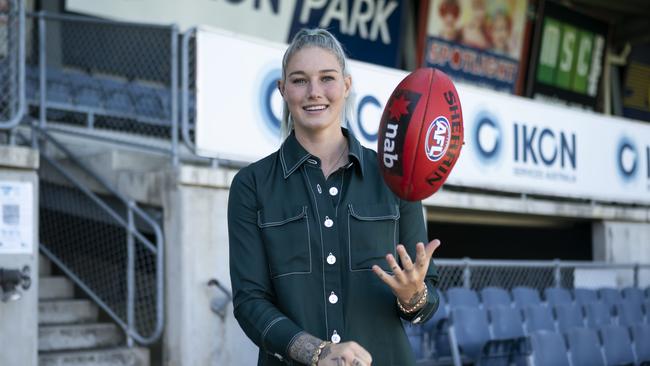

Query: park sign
[{"left": 527, "top": 0, "right": 608, "bottom": 110}]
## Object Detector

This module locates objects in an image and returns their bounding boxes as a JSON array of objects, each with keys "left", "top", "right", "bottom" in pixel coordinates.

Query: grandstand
[{"left": 0, "top": 0, "right": 649, "bottom": 365}]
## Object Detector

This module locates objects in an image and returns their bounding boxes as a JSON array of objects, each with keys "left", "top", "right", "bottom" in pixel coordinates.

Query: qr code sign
[{"left": 2, "top": 204, "right": 19, "bottom": 225}]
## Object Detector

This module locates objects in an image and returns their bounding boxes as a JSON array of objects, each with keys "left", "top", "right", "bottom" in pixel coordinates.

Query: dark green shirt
[{"left": 228, "top": 129, "right": 439, "bottom": 366}]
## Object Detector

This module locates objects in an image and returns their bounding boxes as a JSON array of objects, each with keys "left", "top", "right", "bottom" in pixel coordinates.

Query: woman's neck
[{"left": 294, "top": 125, "right": 348, "bottom": 175}]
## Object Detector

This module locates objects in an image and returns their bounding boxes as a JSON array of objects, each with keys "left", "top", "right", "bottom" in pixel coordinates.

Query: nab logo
[
  {"left": 472, "top": 111, "right": 502, "bottom": 165},
  {"left": 617, "top": 137, "right": 638, "bottom": 181},
  {"left": 258, "top": 67, "right": 282, "bottom": 140},
  {"left": 425, "top": 117, "right": 450, "bottom": 162}
]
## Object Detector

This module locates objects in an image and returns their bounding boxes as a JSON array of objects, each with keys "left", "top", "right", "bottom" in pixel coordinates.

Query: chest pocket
[
  {"left": 347, "top": 204, "right": 400, "bottom": 271},
  {"left": 257, "top": 205, "right": 311, "bottom": 279}
]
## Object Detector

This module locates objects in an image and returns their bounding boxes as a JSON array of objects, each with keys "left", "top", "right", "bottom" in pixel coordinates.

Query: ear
[
  {"left": 277, "top": 79, "right": 285, "bottom": 98},
  {"left": 343, "top": 75, "right": 352, "bottom": 98}
]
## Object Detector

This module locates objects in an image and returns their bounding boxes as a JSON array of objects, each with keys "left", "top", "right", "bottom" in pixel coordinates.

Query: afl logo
[{"left": 425, "top": 116, "right": 451, "bottom": 162}]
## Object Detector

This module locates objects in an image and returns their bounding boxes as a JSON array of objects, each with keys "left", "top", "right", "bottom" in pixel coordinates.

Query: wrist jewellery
[
  {"left": 397, "top": 283, "right": 428, "bottom": 313},
  {"left": 311, "top": 340, "right": 331, "bottom": 366}
]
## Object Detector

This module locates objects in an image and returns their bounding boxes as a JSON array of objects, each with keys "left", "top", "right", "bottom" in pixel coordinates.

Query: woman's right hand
[{"left": 318, "top": 341, "right": 372, "bottom": 366}]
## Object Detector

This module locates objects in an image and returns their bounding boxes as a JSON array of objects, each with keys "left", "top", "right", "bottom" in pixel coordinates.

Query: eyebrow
[{"left": 288, "top": 69, "right": 340, "bottom": 77}]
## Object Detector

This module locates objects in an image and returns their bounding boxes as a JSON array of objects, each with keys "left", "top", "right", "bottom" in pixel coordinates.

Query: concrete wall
[
  {"left": 592, "top": 221, "right": 650, "bottom": 287},
  {"left": 0, "top": 145, "right": 39, "bottom": 366}
]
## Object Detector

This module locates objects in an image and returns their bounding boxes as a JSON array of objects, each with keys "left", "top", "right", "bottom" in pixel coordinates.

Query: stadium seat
[
  {"left": 544, "top": 287, "right": 572, "bottom": 306},
  {"left": 644, "top": 301, "right": 650, "bottom": 321},
  {"left": 573, "top": 288, "right": 598, "bottom": 305},
  {"left": 616, "top": 301, "right": 645, "bottom": 327},
  {"left": 489, "top": 305, "right": 525, "bottom": 339},
  {"left": 631, "top": 324, "right": 650, "bottom": 364},
  {"left": 481, "top": 287, "right": 512, "bottom": 308},
  {"left": 622, "top": 287, "right": 645, "bottom": 305},
  {"left": 553, "top": 304, "right": 584, "bottom": 332},
  {"left": 446, "top": 287, "right": 480, "bottom": 308},
  {"left": 408, "top": 334, "right": 424, "bottom": 360},
  {"left": 527, "top": 330, "right": 570, "bottom": 366},
  {"left": 598, "top": 324, "right": 636, "bottom": 366},
  {"left": 584, "top": 302, "right": 612, "bottom": 328},
  {"left": 448, "top": 306, "right": 491, "bottom": 361},
  {"left": 599, "top": 287, "right": 623, "bottom": 307},
  {"left": 46, "top": 80, "right": 73, "bottom": 104},
  {"left": 422, "top": 290, "right": 451, "bottom": 360},
  {"left": 523, "top": 305, "right": 555, "bottom": 333},
  {"left": 135, "top": 93, "right": 165, "bottom": 119},
  {"left": 564, "top": 327, "right": 606, "bottom": 366},
  {"left": 74, "top": 86, "right": 103, "bottom": 108},
  {"left": 512, "top": 287, "right": 542, "bottom": 308},
  {"left": 105, "top": 91, "right": 135, "bottom": 114}
]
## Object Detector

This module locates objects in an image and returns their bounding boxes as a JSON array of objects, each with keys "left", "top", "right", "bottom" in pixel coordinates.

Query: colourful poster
[{"left": 421, "top": 0, "right": 528, "bottom": 93}]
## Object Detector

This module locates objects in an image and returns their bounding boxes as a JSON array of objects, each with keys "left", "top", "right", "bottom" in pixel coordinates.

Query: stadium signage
[{"left": 196, "top": 28, "right": 650, "bottom": 205}]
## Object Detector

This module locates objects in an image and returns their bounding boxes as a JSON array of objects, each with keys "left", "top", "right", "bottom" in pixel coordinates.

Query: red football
[{"left": 377, "top": 68, "right": 463, "bottom": 201}]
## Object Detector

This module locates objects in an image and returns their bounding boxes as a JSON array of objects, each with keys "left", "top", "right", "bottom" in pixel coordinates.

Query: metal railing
[
  {"left": 435, "top": 258, "right": 650, "bottom": 292},
  {"left": 21, "top": 125, "right": 165, "bottom": 345},
  {"left": 26, "top": 11, "right": 180, "bottom": 164},
  {"left": 0, "top": 0, "right": 25, "bottom": 129}
]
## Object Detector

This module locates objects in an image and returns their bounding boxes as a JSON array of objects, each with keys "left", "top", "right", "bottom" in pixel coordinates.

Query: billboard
[
  {"left": 526, "top": 0, "right": 608, "bottom": 110},
  {"left": 623, "top": 44, "right": 650, "bottom": 122},
  {"left": 196, "top": 28, "right": 650, "bottom": 205},
  {"left": 66, "top": 0, "right": 407, "bottom": 68},
  {"left": 419, "top": 0, "right": 529, "bottom": 93}
]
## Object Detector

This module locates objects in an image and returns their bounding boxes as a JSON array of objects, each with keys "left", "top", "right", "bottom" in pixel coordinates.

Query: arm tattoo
[
  {"left": 287, "top": 332, "right": 322, "bottom": 365},
  {"left": 407, "top": 288, "right": 425, "bottom": 307},
  {"left": 320, "top": 344, "right": 332, "bottom": 359}
]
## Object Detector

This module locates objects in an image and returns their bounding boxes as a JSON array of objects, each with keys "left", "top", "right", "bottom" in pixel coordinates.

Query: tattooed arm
[
  {"left": 287, "top": 332, "right": 322, "bottom": 365},
  {"left": 287, "top": 333, "right": 372, "bottom": 365}
]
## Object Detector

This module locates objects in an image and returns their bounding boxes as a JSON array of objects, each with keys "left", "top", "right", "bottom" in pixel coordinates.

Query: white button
[
  {"left": 326, "top": 253, "right": 336, "bottom": 265},
  {"left": 329, "top": 187, "right": 338, "bottom": 196},
  {"left": 329, "top": 291, "right": 338, "bottom": 304},
  {"left": 331, "top": 331, "right": 341, "bottom": 343},
  {"left": 316, "top": 184, "right": 322, "bottom": 194},
  {"left": 324, "top": 216, "right": 333, "bottom": 228}
]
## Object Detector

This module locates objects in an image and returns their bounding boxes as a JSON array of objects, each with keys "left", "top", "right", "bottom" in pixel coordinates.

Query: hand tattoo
[
  {"left": 407, "top": 288, "right": 425, "bottom": 307},
  {"left": 287, "top": 332, "right": 321, "bottom": 365},
  {"left": 320, "top": 344, "right": 332, "bottom": 359},
  {"left": 352, "top": 359, "right": 363, "bottom": 366},
  {"left": 331, "top": 356, "right": 345, "bottom": 366}
]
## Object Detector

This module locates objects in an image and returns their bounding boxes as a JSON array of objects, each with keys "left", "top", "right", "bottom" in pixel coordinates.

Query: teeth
[{"left": 305, "top": 105, "right": 327, "bottom": 111}]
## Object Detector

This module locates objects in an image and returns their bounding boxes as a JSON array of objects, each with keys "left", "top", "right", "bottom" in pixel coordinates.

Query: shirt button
[
  {"left": 326, "top": 253, "right": 336, "bottom": 265},
  {"left": 329, "top": 291, "right": 338, "bottom": 304},
  {"left": 324, "top": 216, "right": 333, "bottom": 228},
  {"left": 331, "top": 330, "right": 341, "bottom": 344},
  {"left": 329, "top": 187, "right": 338, "bottom": 196}
]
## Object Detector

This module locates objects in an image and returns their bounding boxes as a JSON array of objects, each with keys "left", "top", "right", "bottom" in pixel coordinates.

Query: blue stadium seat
[
  {"left": 135, "top": 93, "right": 164, "bottom": 119},
  {"left": 616, "top": 301, "right": 644, "bottom": 327},
  {"left": 544, "top": 287, "right": 572, "bottom": 306},
  {"left": 449, "top": 306, "right": 491, "bottom": 361},
  {"left": 645, "top": 287, "right": 650, "bottom": 299},
  {"left": 598, "top": 324, "right": 635, "bottom": 366},
  {"left": 422, "top": 291, "right": 451, "bottom": 361},
  {"left": 105, "top": 91, "right": 135, "bottom": 114},
  {"left": 564, "top": 327, "right": 606, "bottom": 366},
  {"left": 489, "top": 305, "right": 524, "bottom": 339},
  {"left": 446, "top": 287, "right": 480, "bottom": 308},
  {"left": 408, "top": 334, "right": 424, "bottom": 360},
  {"left": 554, "top": 304, "right": 584, "bottom": 332},
  {"left": 523, "top": 305, "right": 555, "bottom": 333},
  {"left": 512, "top": 287, "right": 542, "bottom": 308},
  {"left": 584, "top": 301, "right": 612, "bottom": 328},
  {"left": 599, "top": 287, "right": 623, "bottom": 308},
  {"left": 574, "top": 288, "right": 598, "bottom": 305},
  {"left": 481, "top": 287, "right": 512, "bottom": 308},
  {"left": 622, "top": 287, "right": 645, "bottom": 305},
  {"left": 46, "top": 80, "right": 73, "bottom": 104},
  {"left": 74, "top": 86, "right": 103, "bottom": 108},
  {"left": 527, "top": 330, "right": 570, "bottom": 366},
  {"left": 644, "top": 301, "right": 650, "bottom": 321},
  {"left": 631, "top": 324, "right": 650, "bottom": 364}
]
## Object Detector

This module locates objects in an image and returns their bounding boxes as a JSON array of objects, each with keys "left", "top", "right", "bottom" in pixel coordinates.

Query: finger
[
  {"left": 425, "top": 239, "right": 441, "bottom": 260},
  {"left": 385, "top": 253, "right": 406, "bottom": 282},
  {"left": 397, "top": 245, "right": 414, "bottom": 272},
  {"left": 351, "top": 358, "right": 366, "bottom": 366},
  {"left": 372, "top": 265, "right": 399, "bottom": 289},
  {"left": 350, "top": 343, "right": 372, "bottom": 364},
  {"left": 415, "top": 242, "right": 428, "bottom": 270}
]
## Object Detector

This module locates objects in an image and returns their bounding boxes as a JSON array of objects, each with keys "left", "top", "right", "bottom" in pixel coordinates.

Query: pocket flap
[
  {"left": 348, "top": 204, "right": 400, "bottom": 221},
  {"left": 257, "top": 206, "right": 307, "bottom": 228}
]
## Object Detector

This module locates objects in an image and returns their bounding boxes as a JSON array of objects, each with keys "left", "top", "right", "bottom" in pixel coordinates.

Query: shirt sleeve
[
  {"left": 228, "top": 169, "right": 304, "bottom": 362},
  {"left": 396, "top": 198, "right": 440, "bottom": 324}
]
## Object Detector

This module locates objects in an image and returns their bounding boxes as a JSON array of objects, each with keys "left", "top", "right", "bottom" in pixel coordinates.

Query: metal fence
[
  {"left": 435, "top": 258, "right": 650, "bottom": 293},
  {"left": 0, "top": 0, "right": 24, "bottom": 128},
  {"left": 25, "top": 12, "right": 179, "bottom": 164}
]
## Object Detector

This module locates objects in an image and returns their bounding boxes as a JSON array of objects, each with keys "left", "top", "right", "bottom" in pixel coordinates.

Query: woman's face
[{"left": 279, "top": 46, "right": 351, "bottom": 136}]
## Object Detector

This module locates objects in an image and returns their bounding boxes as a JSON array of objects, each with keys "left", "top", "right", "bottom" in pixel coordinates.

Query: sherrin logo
[{"left": 425, "top": 116, "right": 451, "bottom": 162}]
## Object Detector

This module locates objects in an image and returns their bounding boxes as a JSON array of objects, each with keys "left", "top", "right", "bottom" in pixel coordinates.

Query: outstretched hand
[{"left": 372, "top": 239, "right": 441, "bottom": 309}]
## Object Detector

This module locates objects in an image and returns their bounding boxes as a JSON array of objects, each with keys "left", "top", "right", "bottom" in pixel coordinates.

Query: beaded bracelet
[
  {"left": 397, "top": 284, "right": 428, "bottom": 314},
  {"left": 310, "top": 340, "right": 331, "bottom": 366}
]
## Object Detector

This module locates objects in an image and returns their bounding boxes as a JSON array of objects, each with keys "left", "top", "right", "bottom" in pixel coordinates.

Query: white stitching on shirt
[
  {"left": 262, "top": 316, "right": 288, "bottom": 348},
  {"left": 257, "top": 206, "right": 307, "bottom": 228},
  {"left": 348, "top": 204, "right": 399, "bottom": 272},
  {"left": 271, "top": 212, "right": 312, "bottom": 279}
]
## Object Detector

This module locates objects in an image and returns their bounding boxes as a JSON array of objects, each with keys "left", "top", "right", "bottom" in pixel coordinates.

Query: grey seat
[
  {"left": 574, "top": 288, "right": 598, "bottom": 305},
  {"left": 631, "top": 324, "right": 650, "bottom": 364},
  {"left": 512, "top": 287, "right": 542, "bottom": 309},
  {"left": 523, "top": 305, "right": 555, "bottom": 333},
  {"left": 481, "top": 287, "right": 512, "bottom": 308},
  {"left": 584, "top": 301, "right": 612, "bottom": 328},
  {"left": 488, "top": 305, "right": 524, "bottom": 339},
  {"left": 544, "top": 287, "right": 573, "bottom": 306},
  {"left": 446, "top": 287, "right": 480, "bottom": 308},
  {"left": 616, "top": 301, "right": 644, "bottom": 327},
  {"left": 554, "top": 304, "right": 584, "bottom": 331},
  {"left": 599, "top": 324, "right": 635, "bottom": 366},
  {"left": 527, "top": 330, "right": 570, "bottom": 366},
  {"left": 565, "top": 327, "right": 606, "bottom": 366}
]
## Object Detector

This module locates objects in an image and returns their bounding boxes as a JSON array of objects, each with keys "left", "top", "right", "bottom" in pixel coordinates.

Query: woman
[{"left": 228, "top": 29, "right": 441, "bottom": 366}]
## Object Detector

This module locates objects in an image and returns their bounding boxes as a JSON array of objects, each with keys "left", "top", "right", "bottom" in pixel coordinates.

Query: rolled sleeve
[{"left": 228, "top": 169, "right": 303, "bottom": 361}]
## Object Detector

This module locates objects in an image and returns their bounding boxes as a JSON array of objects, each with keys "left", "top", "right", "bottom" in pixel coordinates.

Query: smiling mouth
[{"left": 303, "top": 105, "right": 328, "bottom": 112}]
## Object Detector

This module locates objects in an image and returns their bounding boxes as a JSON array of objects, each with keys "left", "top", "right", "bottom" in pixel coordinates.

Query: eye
[
  {"left": 322, "top": 75, "right": 335, "bottom": 82},
  {"left": 291, "top": 78, "right": 307, "bottom": 85}
]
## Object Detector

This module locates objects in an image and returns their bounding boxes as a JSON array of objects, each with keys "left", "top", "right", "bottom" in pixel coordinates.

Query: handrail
[{"left": 0, "top": 0, "right": 25, "bottom": 130}]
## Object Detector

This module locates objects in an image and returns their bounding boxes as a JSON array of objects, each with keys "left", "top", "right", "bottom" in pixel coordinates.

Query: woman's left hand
[{"left": 372, "top": 239, "right": 441, "bottom": 309}]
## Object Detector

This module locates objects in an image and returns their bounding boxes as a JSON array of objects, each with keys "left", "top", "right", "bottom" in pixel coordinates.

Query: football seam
[{"left": 407, "top": 68, "right": 436, "bottom": 200}]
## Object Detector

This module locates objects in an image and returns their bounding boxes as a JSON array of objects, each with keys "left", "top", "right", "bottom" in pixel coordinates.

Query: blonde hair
[{"left": 279, "top": 28, "right": 356, "bottom": 139}]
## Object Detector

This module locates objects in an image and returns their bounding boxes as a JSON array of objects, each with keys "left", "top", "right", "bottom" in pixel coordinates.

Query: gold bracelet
[
  {"left": 310, "top": 340, "right": 331, "bottom": 366},
  {"left": 397, "top": 284, "right": 428, "bottom": 313}
]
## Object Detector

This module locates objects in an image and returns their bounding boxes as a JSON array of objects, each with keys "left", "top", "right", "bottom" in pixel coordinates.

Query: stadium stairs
[{"left": 38, "top": 253, "right": 149, "bottom": 366}]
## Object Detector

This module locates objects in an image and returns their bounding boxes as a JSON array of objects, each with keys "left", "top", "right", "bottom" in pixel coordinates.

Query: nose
[{"left": 307, "top": 79, "right": 323, "bottom": 99}]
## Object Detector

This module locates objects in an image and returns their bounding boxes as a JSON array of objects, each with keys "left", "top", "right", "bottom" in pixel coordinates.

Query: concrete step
[
  {"left": 39, "top": 323, "right": 124, "bottom": 352},
  {"left": 39, "top": 347, "right": 149, "bottom": 366},
  {"left": 40, "top": 254, "right": 52, "bottom": 276},
  {"left": 39, "top": 276, "right": 75, "bottom": 300},
  {"left": 39, "top": 299, "right": 99, "bottom": 325}
]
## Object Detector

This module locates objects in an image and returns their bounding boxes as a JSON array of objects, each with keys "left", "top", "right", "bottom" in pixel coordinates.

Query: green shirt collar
[{"left": 280, "top": 127, "right": 365, "bottom": 179}]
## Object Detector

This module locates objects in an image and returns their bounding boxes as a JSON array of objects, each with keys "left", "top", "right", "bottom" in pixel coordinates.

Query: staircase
[{"left": 38, "top": 254, "right": 150, "bottom": 366}]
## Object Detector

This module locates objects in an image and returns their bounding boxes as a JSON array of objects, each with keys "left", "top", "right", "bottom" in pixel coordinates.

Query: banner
[
  {"left": 420, "top": 0, "right": 528, "bottom": 93},
  {"left": 196, "top": 28, "right": 650, "bottom": 205},
  {"left": 66, "top": 0, "right": 406, "bottom": 67},
  {"left": 623, "top": 44, "right": 650, "bottom": 122},
  {"left": 526, "top": 0, "right": 608, "bottom": 110}
]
